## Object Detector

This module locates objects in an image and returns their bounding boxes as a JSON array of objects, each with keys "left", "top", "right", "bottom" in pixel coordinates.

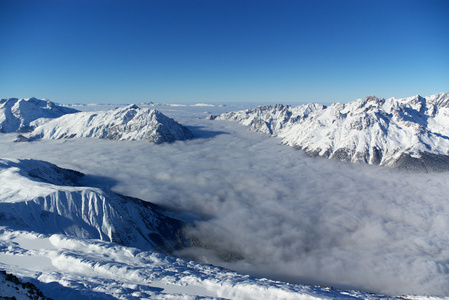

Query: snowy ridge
[
  {"left": 209, "top": 92, "right": 449, "bottom": 171},
  {"left": 28, "top": 104, "right": 194, "bottom": 143},
  {"left": 0, "top": 97, "right": 78, "bottom": 133},
  {"left": 0, "top": 158, "right": 185, "bottom": 254}
]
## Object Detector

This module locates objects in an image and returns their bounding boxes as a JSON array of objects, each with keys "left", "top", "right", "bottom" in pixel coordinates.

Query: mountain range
[
  {"left": 1, "top": 94, "right": 448, "bottom": 298},
  {"left": 208, "top": 92, "right": 449, "bottom": 172},
  {"left": 1, "top": 98, "right": 194, "bottom": 143}
]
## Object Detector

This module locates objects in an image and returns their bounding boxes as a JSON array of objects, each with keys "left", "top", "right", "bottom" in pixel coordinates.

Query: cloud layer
[{"left": 2, "top": 105, "right": 449, "bottom": 296}]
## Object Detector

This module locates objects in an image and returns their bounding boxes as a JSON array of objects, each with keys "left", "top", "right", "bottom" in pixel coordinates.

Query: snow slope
[
  {"left": 208, "top": 92, "right": 449, "bottom": 171},
  {"left": 0, "top": 158, "right": 185, "bottom": 254},
  {"left": 27, "top": 104, "right": 194, "bottom": 143},
  {"left": 0, "top": 97, "right": 78, "bottom": 133},
  {"left": 0, "top": 228, "right": 397, "bottom": 300},
  {"left": 0, "top": 270, "right": 50, "bottom": 300}
]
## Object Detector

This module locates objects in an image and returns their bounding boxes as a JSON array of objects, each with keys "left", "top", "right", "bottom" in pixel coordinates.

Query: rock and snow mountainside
[
  {"left": 0, "top": 97, "right": 79, "bottom": 133},
  {"left": 0, "top": 158, "right": 185, "bottom": 254},
  {"left": 209, "top": 92, "right": 449, "bottom": 172},
  {"left": 0, "top": 270, "right": 51, "bottom": 300},
  {"left": 27, "top": 104, "right": 194, "bottom": 143}
]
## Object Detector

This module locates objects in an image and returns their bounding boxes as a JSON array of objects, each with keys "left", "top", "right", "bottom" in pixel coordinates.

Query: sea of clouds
[{"left": 2, "top": 104, "right": 449, "bottom": 296}]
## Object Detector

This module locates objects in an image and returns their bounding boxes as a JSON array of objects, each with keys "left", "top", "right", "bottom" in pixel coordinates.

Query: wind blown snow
[
  {"left": 1, "top": 103, "right": 449, "bottom": 297},
  {"left": 1, "top": 228, "right": 358, "bottom": 300}
]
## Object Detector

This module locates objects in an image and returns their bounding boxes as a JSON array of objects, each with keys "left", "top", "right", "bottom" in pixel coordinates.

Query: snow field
[{"left": 0, "top": 228, "right": 383, "bottom": 299}]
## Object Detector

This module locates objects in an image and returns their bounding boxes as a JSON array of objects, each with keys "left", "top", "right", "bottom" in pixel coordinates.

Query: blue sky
[{"left": 1, "top": 0, "right": 448, "bottom": 105}]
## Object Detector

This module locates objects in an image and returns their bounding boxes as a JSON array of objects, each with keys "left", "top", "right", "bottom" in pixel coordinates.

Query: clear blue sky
[{"left": 1, "top": 0, "right": 448, "bottom": 105}]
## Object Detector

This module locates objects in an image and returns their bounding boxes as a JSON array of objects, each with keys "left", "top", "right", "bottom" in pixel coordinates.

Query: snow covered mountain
[
  {"left": 0, "top": 158, "right": 185, "bottom": 254},
  {"left": 0, "top": 97, "right": 78, "bottom": 133},
  {"left": 27, "top": 104, "right": 194, "bottom": 143},
  {"left": 208, "top": 92, "right": 449, "bottom": 172}
]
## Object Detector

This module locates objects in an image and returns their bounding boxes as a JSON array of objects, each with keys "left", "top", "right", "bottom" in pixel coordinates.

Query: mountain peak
[
  {"left": 0, "top": 97, "right": 79, "bottom": 133},
  {"left": 27, "top": 105, "right": 194, "bottom": 143},
  {"left": 126, "top": 104, "right": 140, "bottom": 110},
  {"left": 361, "top": 95, "right": 385, "bottom": 108}
]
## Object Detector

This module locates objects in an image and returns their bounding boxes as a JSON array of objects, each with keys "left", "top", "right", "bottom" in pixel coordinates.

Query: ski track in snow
[{"left": 1, "top": 103, "right": 449, "bottom": 298}]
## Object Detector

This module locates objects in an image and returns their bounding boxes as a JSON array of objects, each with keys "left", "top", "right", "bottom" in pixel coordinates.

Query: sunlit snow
[{"left": 1, "top": 100, "right": 449, "bottom": 298}]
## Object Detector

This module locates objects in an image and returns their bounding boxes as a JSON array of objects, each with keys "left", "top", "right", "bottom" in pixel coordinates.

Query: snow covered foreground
[
  {"left": 0, "top": 228, "right": 399, "bottom": 300},
  {"left": 208, "top": 92, "right": 449, "bottom": 172},
  {"left": 0, "top": 158, "right": 393, "bottom": 299},
  {"left": 0, "top": 269, "right": 50, "bottom": 299}
]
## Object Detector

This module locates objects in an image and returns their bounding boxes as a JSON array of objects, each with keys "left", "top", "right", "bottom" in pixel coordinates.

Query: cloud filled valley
[{"left": 2, "top": 103, "right": 449, "bottom": 297}]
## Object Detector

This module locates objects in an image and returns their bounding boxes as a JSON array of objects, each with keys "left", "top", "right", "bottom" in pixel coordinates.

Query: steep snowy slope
[
  {"left": 0, "top": 270, "right": 51, "bottom": 300},
  {"left": 27, "top": 104, "right": 194, "bottom": 143},
  {"left": 0, "top": 158, "right": 185, "bottom": 253},
  {"left": 0, "top": 97, "right": 79, "bottom": 133},
  {"left": 209, "top": 92, "right": 449, "bottom": 171}
]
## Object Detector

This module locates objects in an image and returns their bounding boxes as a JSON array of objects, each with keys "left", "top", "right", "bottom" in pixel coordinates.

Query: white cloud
[{"left": 2, "top": 105, "right": 449, "bottom": 296}]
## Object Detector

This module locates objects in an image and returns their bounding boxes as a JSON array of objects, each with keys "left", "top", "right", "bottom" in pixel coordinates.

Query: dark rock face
[
  {"left": 330, "top": 148, "right": 352, "bottom": 162},
  {"left": 0, "top": 270, "right": 52, "bottom": 300},
  {"left": 370, "top": 147, "right": 383, "bottom": 165},
  {"left": 390, "top": 152, "right": 449, "bottom": 173}
]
